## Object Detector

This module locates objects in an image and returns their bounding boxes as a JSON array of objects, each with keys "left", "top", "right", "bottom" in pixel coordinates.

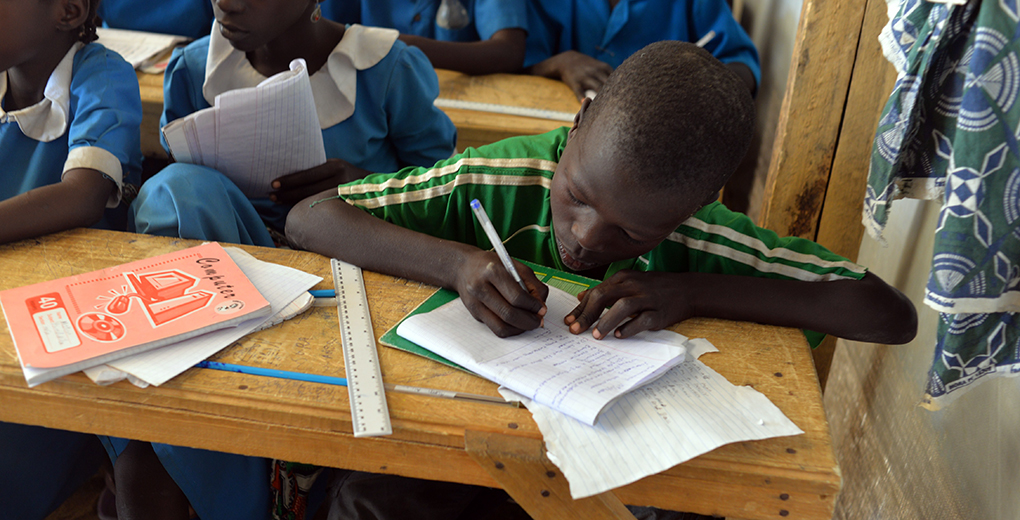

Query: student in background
[
  {"left": 323, "top": 0, "right": 528, "bottom": 74},
  {"left": 129, "top": 0, "right": 457, "bottom": 249},
  {"left": 96, "top": 0, "right": 215, "bottom": 39},
  {"left": 108, "top": 1, "right": 456, "bottom": 519},
  {"left": 525, "top": 0, "right": 759, "bottom": 100},
  {"left": 0, "top": 0, "right": 141, "bottom": 518},
  {"left": 286, "top": 41, "right": 915, "bottom": 519}
]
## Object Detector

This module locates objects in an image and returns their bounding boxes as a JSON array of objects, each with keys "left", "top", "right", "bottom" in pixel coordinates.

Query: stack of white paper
[
  {"left": 85, "top": 248, "right": 322, "bottom": 387},
  {"left": 161, "top": 59, "right": 327, "bottom": 198}
]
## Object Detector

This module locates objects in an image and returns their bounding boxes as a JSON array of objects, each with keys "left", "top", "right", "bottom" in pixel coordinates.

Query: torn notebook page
[
  {"left": 396, "top": 287, "right": 687, "bottom": 425},
  {"left": 161, "top": 58, "right": 326, "bottom": 198},
  {"left": 499, "top": 341, "right": 803, "bottom": 499}
]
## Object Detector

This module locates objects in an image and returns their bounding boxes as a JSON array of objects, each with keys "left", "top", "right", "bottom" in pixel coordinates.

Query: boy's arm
[
  {"left": 287, "top": 189, "right": 549, "bottom": 337},
  {"left": 0, "top": 169, "right": 116, "bottom": 245},
  {"left": 566, "top": 270, "right": 917, "bottom": 345},
  {"left": 398, "top": 28, "right": 527, "bottom": 75}
]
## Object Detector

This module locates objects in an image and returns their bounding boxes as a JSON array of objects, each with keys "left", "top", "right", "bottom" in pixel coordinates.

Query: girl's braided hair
[{"left": 78, "top": 0, "right": 100, "bottom": 43}]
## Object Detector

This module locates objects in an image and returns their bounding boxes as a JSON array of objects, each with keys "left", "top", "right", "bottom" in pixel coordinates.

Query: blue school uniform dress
[
  {"left": 130, "top": 24, "right": 457, "bottom": 247},
  {"left": 97, "top": 0, "right": 215, "bottom": 39},
  {"left": 324, "top": 0, "right": 528, "bottom": 42},
  {"left": 0, "top": 42, "right": 142, "bottom": 232},
  {"left": 0, "top": 42, "right": 141, "bottom": 520},
  {"left": 525, "top": 0, "right": 760, "bottom": 87}
]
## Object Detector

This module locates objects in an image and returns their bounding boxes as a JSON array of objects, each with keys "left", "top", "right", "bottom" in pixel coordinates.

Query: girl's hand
[
  {"left": 565, "top": 270, "right": 695, "bottom": 340},
  {"left": 454, "top": 250, "right": 549, "bottom": 337},
  {"left": 270, "top": 159, "right": 372, "bottom": 205},
  {"left": 532, "top": 51, "right": 613, "bottom": 101}
]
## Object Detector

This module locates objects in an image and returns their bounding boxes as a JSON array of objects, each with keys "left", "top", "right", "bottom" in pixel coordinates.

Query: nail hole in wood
[
  {"left": 546, "top": 471, "right": 556, "bottom": 478},
  {"left": 238, "top": 385, "right": 248, "bottom": 390},
  {"left": 774, "top": 372, "right": 783, "bottom": 377},
  {"left": 779, "top": 510, "right": 789, "bottom": 517},
  {"left": 779, "top": 493, "right": 789, "bottom": 500},
  {"left": 541, "top": 490, "right": 550, "bottom": 497},
  {"left": 786, "top": 448, "right": 797, "bottom": 454},
  {"left": 495, "top": 462, "right": 505, "bottom": 470},
  {"left": 508, "top": 423, "right": 518, "bottom": 429}
]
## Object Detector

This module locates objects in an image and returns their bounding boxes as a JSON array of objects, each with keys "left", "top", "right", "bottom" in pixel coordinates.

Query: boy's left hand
[
  {"left": 565, "top": 270, "right": 693, "bottom": 340},
  {"left": 270, "top": 159, "right": 372, "bottom": 205}
]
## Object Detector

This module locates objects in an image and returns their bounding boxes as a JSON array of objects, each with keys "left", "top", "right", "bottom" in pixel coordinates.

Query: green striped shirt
[{"left": 339, "top": 128, "right": 866, "bottom": 285}]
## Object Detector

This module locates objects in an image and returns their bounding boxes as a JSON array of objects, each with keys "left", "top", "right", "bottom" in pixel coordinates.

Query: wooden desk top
[
  {"left": 136, "top": 68, "right": 580, "bottom": 158},
  {"left": 0, "top": 230, "right": 838, "bottom": 520}
]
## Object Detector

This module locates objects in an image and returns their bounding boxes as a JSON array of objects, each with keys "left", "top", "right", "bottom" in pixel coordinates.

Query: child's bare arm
[
  {"left": 270, "top": 159, "right": 374, "bottom": 205},
  {"left": 566, "top": 270, "right": 917, "bottom": 345},
  {"left": 527, "top": 51, "right": 614, "bottom": 101},
  {"left": 398, "top": 28, "right": 526, "bottom": 75},
  {"left": 287, "top": 189, "right": 549, "bottom": 336},
  {"left": 0, "top": 169, "right": 115, "bottom": 245}
]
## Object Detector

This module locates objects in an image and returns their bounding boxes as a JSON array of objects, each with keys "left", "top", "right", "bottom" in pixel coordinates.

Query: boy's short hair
[{"left": 583, "top": 41, "right": 755, "bottom": 200}]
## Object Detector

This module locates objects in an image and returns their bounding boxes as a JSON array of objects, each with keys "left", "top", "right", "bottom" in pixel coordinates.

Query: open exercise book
[
  {"left": 388, "top": 263, "right": 687, "bottom": 425},
  {"left": 96, "top": 28, "right": 188, "bottom": 70},
  {"left": 385, "top": 261, "right": 804, "bottom": 498},
  {"left": 0, "top": 243, "right": 271, "bottom": 386},
  {"left": 161, "top": 58, "right": 327, "bottom": 198}
]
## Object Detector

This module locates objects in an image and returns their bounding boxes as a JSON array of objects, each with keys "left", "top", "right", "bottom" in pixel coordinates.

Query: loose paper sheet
[
  {"left": 500, "top": 340, "right": 804, "bottom": 499},
  {"left": 397, "top": 287, "right": 687, "bottom": 425}
]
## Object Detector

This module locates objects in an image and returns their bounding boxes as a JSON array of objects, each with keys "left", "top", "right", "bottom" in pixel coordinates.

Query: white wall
[{"left": 825, "top": 198, "right": 1020, "bottom": 520}]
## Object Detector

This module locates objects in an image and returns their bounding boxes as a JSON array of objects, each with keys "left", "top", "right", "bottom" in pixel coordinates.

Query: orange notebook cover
[{"left": 0, "top": 242, "right": 271, "bottom": 370}]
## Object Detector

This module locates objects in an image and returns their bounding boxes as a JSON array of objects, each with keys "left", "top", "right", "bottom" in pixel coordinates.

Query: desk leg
[{"left": 465, "top": 430, "right": 636, "bottom": 520}]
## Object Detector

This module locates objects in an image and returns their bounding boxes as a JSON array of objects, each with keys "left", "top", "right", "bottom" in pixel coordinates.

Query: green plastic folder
[{"left": 378, "top": 260, "right": 600, "bottom": 372}]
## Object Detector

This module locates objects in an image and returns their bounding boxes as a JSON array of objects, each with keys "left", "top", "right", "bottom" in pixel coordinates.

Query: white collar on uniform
[
  {"left": 203, "top": 23, "right": 398, "bottom": 128},
  {"left": 0, "top": 42, "right": 83, "bottom": 143}
]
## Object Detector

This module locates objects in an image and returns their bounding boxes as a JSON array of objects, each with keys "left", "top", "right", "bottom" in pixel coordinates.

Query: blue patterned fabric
[{"left": 865, "top": 0, "right": 1020, "bottom": 408}]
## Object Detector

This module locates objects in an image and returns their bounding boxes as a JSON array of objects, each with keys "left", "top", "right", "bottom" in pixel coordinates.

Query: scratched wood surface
[
  {"left": 136, "top": 69, "right": 580, "bottom": 158},
  {"left": 757, "top": 0, "right": 868, "bottom": 240},
  {"left": 0, "top": 230, "right": 838, "bottom": 520}
]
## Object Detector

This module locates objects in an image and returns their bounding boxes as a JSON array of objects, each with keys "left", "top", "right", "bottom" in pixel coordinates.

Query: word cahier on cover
[{"left": 0, "top": 242, "right": 271, "bottom": 385}]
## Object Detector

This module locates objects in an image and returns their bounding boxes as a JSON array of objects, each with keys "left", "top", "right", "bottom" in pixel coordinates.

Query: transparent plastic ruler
[
  {"left": 434, "top": 98, "right": 576, "bottom": 122},
  {"left": 331, "top": 258, "right": 392, "bottom": 437}
]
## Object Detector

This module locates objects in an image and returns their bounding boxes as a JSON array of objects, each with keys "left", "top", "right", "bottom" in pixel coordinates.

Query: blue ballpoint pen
[{"left": 470, "top": 199, "right": 528, "bottom": 291}]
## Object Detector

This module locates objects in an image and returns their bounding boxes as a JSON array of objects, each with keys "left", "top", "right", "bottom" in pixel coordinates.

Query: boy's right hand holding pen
[
  {"left": 453, "top": 249, "right": 548, "bottom": 337},
  {"left": 463, "top": 199, "right": 548, "bottom": 337}
]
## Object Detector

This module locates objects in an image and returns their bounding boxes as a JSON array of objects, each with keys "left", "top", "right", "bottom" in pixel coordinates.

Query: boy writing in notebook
[
  {"left": 288, "top": 40, "right": 915, "bottom": 347},
  {"left": 287, "top": 40, "right": 915, "bottom": 519}
]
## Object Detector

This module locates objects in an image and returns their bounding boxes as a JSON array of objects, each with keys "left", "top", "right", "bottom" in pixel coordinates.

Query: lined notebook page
[
  {"left": 107, "top": 248, "right": 321, "bottom": 385},
  {"left": 501, "top": 340, "right": 804, "bottom": 499},
  {"left": 397, "top": 288, "right": 687, "bottom": 425},
  {"left": 162, "top": 59, "right": 326, "bottom": 198}
]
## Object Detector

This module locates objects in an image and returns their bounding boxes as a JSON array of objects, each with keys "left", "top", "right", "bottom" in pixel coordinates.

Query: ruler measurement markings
[{"left": 332, "top": 258, "right": 392, "bottom": 437}]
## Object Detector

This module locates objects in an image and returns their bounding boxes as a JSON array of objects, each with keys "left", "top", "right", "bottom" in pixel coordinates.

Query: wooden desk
[
  {"left": 0, "top": 230, "right": 839, "bottom": 520},
  {"left": 137, "top": 69, "right": 580, "bottom": 158}
]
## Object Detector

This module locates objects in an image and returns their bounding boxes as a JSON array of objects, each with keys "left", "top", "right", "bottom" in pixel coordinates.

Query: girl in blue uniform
[
  {"left": 0, "top": 0, "right": 142, "bottom": 245},
  {"left": 109, "top": 1, "right": 456, "bottom": 519},
  {"left": 97, "top": 0, "right": 215, "bottom": 39},
  {"left": 323, "top": 0, "right": 529, "bottom": 74},
  {"left": 0, "top": 0, "right": 141, "bottom": 518},
  {"left": 129, "top": 0, "right": 457, "bottom": 249},
  {"left": 525, "top": 0, "right": 760, "bottom": 99}
]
